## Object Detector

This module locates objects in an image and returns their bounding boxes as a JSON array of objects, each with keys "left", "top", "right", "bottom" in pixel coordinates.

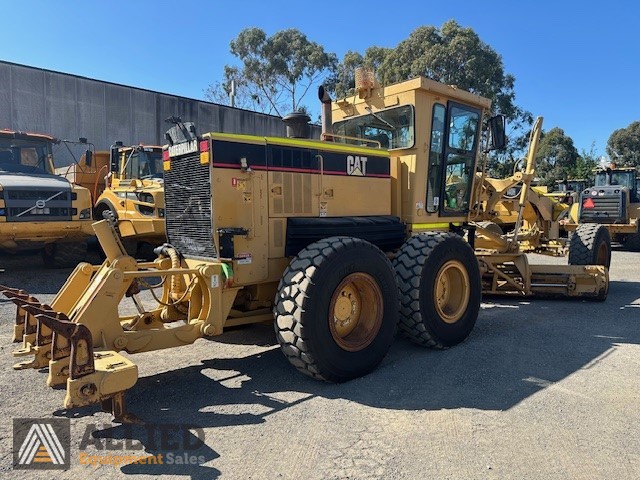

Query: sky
[{"left": 1, "top": 0, "right": 638, "bottom": 156}]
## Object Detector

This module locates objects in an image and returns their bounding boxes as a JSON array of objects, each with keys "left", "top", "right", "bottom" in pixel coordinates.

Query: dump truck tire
[
  {"left": 568, "top": 223, "right": 611, "bottom": 268},
  {"left": 42, "top": 241, "right": 88, "bottom": 269},
  {"left": 393, "top": 232, "right": 481, "bottom": 348},
  {"left": 274, "top": 236, "right": 398, "bottom": 382},
  {"left": 624, "top": 233, "right": 640, "bottom": 251}
]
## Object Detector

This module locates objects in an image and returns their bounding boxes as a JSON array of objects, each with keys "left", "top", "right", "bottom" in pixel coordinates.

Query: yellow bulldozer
[{"left": 2, "top": 73, "right": 608, "bottom": 422}]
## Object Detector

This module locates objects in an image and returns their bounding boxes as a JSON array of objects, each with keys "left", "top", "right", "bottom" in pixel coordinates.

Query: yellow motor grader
[
  {"left": 2, "top": 74, "right": 608, "bottom": 422},
  {"left": 470, "top": 118, "right": 612, "bottom": 268}
]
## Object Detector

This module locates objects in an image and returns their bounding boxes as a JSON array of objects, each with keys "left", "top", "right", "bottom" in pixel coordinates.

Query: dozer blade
[{"left": 34, "top": 312, "right": 141, "bottom": 424}]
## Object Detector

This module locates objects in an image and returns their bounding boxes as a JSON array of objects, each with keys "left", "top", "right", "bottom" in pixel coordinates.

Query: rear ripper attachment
[{"left": 2, "top": 217, "right": 240, "bottom": 422}]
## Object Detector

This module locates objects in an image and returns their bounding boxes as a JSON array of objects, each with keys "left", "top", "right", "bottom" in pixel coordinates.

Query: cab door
[{"left": 439, "top": 102, "right": 482, "bottom": 217}]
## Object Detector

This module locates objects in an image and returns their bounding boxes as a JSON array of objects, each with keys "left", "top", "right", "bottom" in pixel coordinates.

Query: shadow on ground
[{"left": 42, "top": 279, "right": 640, "bottom": 478}]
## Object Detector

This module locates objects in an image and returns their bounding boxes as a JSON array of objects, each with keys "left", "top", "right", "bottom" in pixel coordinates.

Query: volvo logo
[{"left": 35, "top": 200, "right": 46, "bottom": 209}]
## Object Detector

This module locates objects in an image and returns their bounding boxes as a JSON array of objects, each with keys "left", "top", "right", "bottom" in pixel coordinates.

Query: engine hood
[{"left": 0, "top": 173, "right": 71, "bottom": 190}]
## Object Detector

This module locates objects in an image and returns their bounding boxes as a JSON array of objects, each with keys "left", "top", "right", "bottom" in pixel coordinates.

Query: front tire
[
  {"left": 568, "top": 223, "right": 611, "bottom": 268},
  {"left": 393, "top": 232, "right": 481, "bottom": 348},
  {"left": 274, "top": 236, "right": 398, "bottom": 382}
]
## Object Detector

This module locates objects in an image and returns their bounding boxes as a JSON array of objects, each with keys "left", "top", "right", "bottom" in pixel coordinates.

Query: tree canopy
[
  {"left": 205, "top": 28, "right": 336, "bottom": 116},
  {"left": 326, "top": 20, "right": 532, "bottom": 176},
  {"left": 328, "top": 21, "right": 522, "bottom": 120},
  {"left": 209, "top": 21, "right": 535, "bottom": 176},
  {"left": 607, "top": 121, "right": 640, "bottom": 166},
  {"left": 534, "top": 127, "right": 580, "bottom": 186}
]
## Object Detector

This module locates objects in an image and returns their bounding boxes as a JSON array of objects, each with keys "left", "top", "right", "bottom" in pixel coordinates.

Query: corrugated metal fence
[{"left": 0, "top": 61, "right": 320, "bottom": 165}]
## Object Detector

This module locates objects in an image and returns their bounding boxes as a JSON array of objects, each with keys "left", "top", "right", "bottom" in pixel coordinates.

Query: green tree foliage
[
  {"left": 205, "top": 28, "right": 336, "bottom": 116},
  {"left": 329, "top": 21, "right": 521, "bottom": 118},
  {"left": 573, "top": 143, "right": 600, "bottom": 182},
  {"left": 606, "top": 121, "right": 640, "bottom": 166},
  {"left": 534, "top": 127, "right": 579, "bottom": 186},
  {"left": 326, "top": 20, "right": 532, "bottom": 176}
]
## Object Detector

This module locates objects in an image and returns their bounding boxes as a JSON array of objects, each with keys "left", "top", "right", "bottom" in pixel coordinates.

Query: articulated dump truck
[
  {"left": 0, "top": 130, "right": 94, "bottom": 267},
  {"left": 1, "top": 73, "right": 608, "bottom": 422}
]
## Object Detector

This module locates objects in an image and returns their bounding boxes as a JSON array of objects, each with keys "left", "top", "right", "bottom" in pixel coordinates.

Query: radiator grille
[
  {"left": 4, "top": 188, "right": 72, "bottom": 221},
  {"left": 164, "top": 153, "right": 217, "bottom": 259},
  {"left": 580, "top": 193, "right": 624, "bottom": 223}
]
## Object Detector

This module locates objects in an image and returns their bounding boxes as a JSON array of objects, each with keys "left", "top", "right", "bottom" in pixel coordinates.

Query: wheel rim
[
  {"left": 596, "top": 241, "right": 609, "bottom": 265},
  {"left": 434, "top": 260, "right": 470, "bottom": 324},
  {"left": 328, "top": 273, "right": 383, "bottom": 352}
]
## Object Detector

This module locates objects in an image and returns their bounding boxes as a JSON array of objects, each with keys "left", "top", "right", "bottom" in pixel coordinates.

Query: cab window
[
  {"left": 123, "top": 151, "right": 163, "bottom": 179},
  {"left": 441, "top": 103, "right": 480, "bottom": 214},
  {"left": 426, "top": 104, "right": 446, "bottom": 212},
  {"left": 333, "top": 105, "right": 415, "bottom": 150}
]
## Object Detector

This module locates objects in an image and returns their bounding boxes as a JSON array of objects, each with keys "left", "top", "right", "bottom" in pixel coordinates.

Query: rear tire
[
  {"left": 393, "top": 232, "right": 481, "bottom": 348},
  {"left": 568, "top": 223, "right": 611, "bottom": 268},
  {"left": 274, "top": 236, "right": 398, "bottom": 382},
  {"left": 42, "top": 241, "right": 88, "bottom": 269}
]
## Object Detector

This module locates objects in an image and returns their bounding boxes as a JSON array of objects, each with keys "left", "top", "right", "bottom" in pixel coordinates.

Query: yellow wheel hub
[
  {"left": 329, "top": 273, "right": 383, "bottom": 352},
  {"left": 434, "top": 260, "right": 470, "bottom": 324}
]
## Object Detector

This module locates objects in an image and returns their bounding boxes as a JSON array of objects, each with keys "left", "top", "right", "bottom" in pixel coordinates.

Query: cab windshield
[
  {"left": 595, "top": 171, "right": 635, "bottom": 189},
  {"left": 0, "top": 138, "right": 54, "bottom": 175},
  {"left": 123, "top": 150, "right": 163, "bottom": 180},
  {"left": 333, "top": 105, "right": 415, "bottom": 149}
]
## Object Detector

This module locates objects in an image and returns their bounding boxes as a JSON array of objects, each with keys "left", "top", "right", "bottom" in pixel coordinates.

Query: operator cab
[
  {"left": 595, "top": 167, "right": 638, "bottom": 203},
  {"left": 0, "top": 132, "right": 56, "bottom": 176},
  {"left": 329, "top": 75, "right": 504, "bottom": 230},
  {"left": 112, "top": 145, "right": 164, "bottom": 181}
]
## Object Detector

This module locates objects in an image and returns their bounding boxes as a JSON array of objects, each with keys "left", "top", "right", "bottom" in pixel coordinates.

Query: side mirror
[
  {"left": 84, "top": 150, "right": 92, "bottom": 167},
  {"left": 488, "top": 115, "right": 506, "bottom": 151}
]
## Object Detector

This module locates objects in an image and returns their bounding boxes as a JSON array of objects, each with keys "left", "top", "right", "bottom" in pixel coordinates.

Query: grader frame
[{"left": 3, "top": 74, "right": 608, "bottom": 421}]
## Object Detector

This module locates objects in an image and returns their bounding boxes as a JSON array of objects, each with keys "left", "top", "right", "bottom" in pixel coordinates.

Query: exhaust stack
[
  {"left": 282, "top": 112, "right": 311, "bottom": 139},
  {"left": 318, "top": 85, "right": 333, "bottom": 139}
]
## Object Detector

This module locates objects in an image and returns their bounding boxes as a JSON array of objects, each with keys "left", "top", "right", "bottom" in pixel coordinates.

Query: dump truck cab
[
  {"left": 0, "top": 129, "right": 93, "bottom": 266},
  {"left": 330, "top": 75, "right": 491, "bottom": 233},
  {"left": 92, "top": 144, "right": 165, "bottom": 254}
]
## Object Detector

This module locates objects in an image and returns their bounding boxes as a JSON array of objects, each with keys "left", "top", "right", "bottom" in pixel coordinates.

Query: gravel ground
[{"left": 0, "top": 247, "right": 638, "bottom": 479}]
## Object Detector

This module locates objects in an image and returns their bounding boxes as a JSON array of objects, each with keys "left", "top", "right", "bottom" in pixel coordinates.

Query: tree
[
  {"left": 326, "top": 20, "right": 532, "bottom": 177},
  {"left": 534, "top": 127, "right": 579, "bottom": 186},
  {"left": 607, "top": 121, "right": 640, "bottom": 166},
  {"left": 205, "top": 28, "right": 337, "bottom": 116},
  {"left": 573, "top": 143, "right": 600, "bottom": 181},
  {"left": 329, "top": 21, "right": 521, "bottom": 117}
]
